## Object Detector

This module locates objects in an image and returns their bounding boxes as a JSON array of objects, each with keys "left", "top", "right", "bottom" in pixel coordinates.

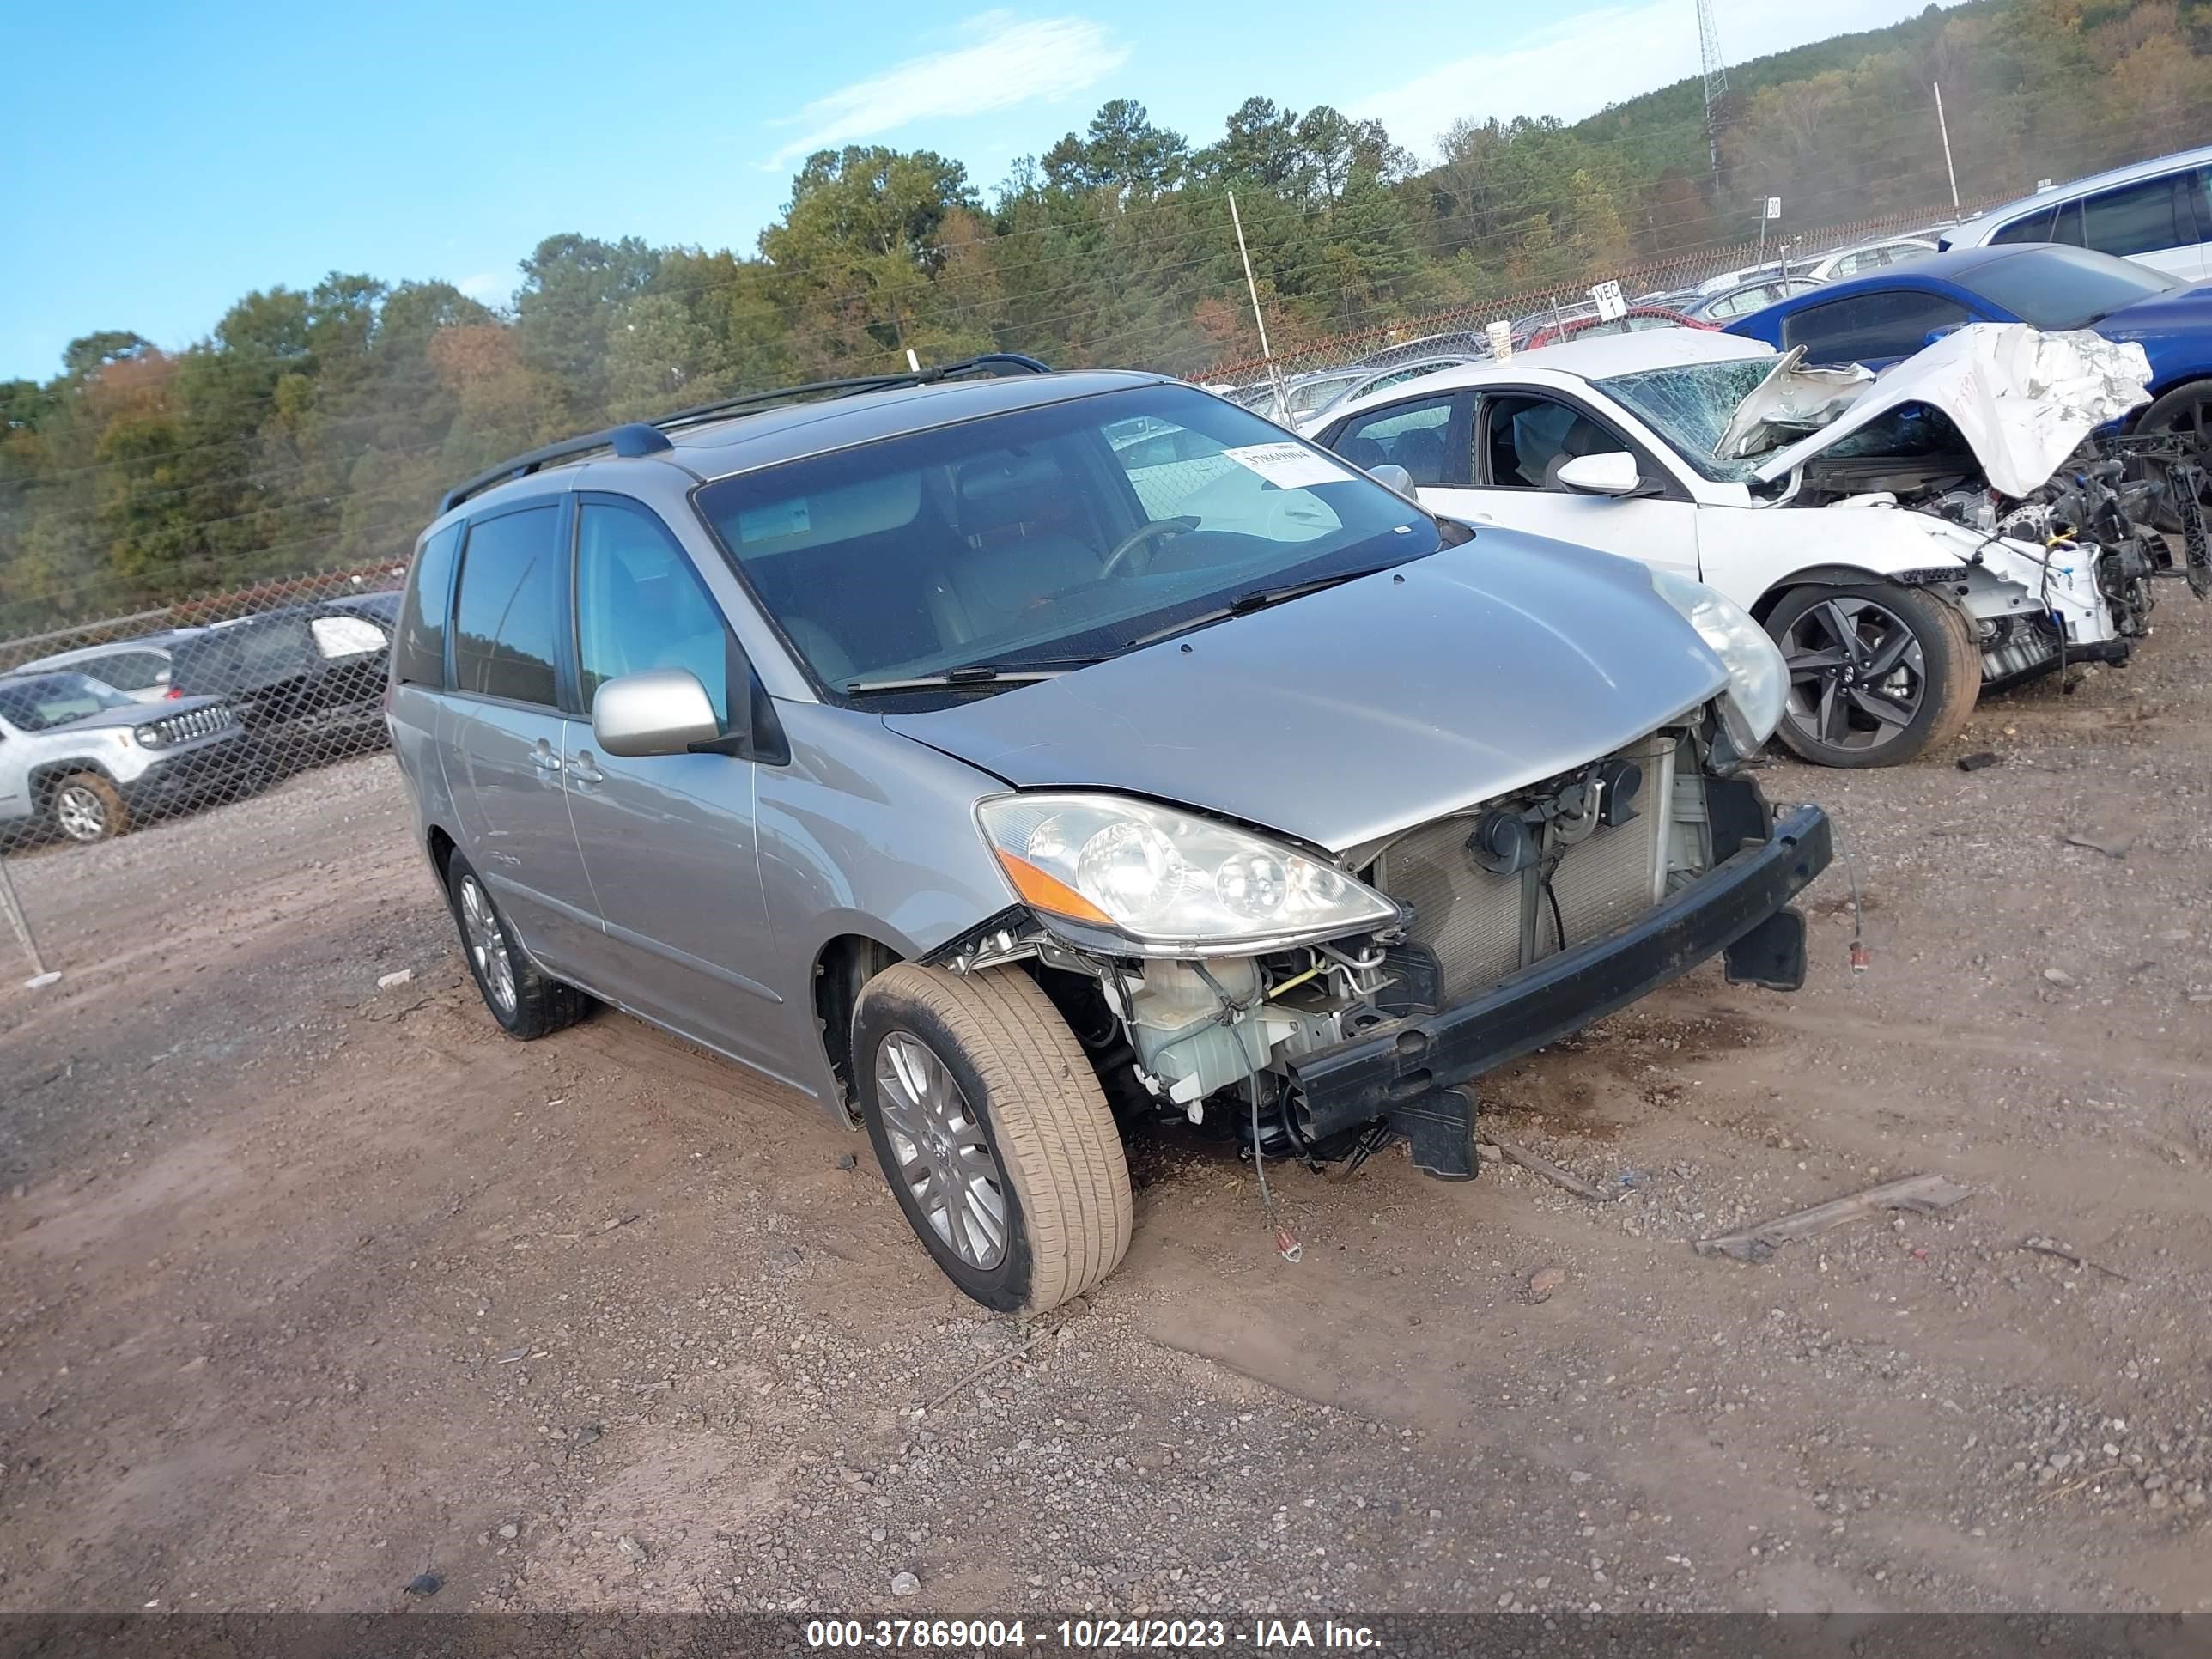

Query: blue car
[{"left": 1723, "top": 244, "right": 2212, "bottom": 459}]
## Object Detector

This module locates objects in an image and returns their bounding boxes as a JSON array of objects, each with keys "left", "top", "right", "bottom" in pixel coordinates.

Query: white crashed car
[{"left": 1311, "top": 326, "right": 2188, "bottom": 767}]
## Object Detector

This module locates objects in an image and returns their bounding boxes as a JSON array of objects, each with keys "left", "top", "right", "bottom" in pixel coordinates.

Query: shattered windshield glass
[{"left": 1595, "top": 360, "right": 1776, "bottom": 481}]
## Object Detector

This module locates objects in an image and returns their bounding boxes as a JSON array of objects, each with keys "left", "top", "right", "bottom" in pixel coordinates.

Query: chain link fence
[
  {"left": 1194, "top": 198, "right": 1978, "bottom": 416},
  {"left": 0, "top": 564, "right": 405, "bottom": 916},
  {"left": 0, "top": 179, "right": 2132, "bottom": 981}
]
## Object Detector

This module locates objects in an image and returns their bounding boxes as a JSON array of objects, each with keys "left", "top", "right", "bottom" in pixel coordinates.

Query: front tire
[
  {"left": 2136, "top": 379, "right": 2212, "bottom": 536},
  {"left": 51, "top": 773, "right": 130, "bottom": 843},
  {"left": 1765, "top": 583, "right": 1979, "bottom": 768},
  {"left": 444, "top": 852, "right": 586, "bottom": 1040},
  {"left": 854, "top": 963, "right": 1133, "bottom": 1314}
]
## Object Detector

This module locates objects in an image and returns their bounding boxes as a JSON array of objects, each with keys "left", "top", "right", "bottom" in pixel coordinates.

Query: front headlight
[
  {"left": 133, "top": 724, "right": 166, "bottom": 748},
  {"left": 1649, "top": 568, "right": 1787, "bottom": 758},
  {"left": 976, "top": 793, "right": 1398, "bottom": 956}
]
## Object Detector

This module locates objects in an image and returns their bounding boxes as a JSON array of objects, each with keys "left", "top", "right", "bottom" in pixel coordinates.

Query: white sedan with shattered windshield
[{"left": 1312, "top": 326, "right": 2186, "bottom": 767}]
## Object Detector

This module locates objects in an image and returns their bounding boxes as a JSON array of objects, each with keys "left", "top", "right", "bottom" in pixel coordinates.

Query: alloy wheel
[
  {"left": 1780, "top": 595, "right": 1925, "bottom": 755},
  {"left": 54, "top": 785, "right": 110, "bottom": 842},
  {"left": 458, "top": 874, "right": 517, "bottom": 1016},
  {"left": 874, "top": 1031, "right": 1010, "bottom": 1271}
]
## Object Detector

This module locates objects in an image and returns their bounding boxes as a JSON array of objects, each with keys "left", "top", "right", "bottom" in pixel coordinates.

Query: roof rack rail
[
  {"left": 651, "top": 351, "right": 1051, "bottom": 434},
  {"left": 435, "top": 352, "right": 1051, "bottom": 515}
]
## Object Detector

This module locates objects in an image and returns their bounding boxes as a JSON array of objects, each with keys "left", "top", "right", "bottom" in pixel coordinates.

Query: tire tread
[{"left": 860, "top": 963, "right": 1133, "bottom": 1313}]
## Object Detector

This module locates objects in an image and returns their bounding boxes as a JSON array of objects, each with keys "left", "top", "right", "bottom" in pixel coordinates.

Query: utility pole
[
  {"left": 1932, "top": 82, "right": 1961, "bottom": 210},
  {"left": 1227, "top": 191, "right": 1282, "bottom": 410}
]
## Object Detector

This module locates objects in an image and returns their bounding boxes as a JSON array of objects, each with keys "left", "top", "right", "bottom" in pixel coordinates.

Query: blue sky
[{"left": 1, "top": 0, "right": 1944, "bottom": 380}]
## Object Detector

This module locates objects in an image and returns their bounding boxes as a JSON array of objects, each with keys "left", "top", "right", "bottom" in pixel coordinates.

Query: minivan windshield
[
  {"left": 0, "top": 673, "right": 134, "bottom": 732},
  {"left": 693, "top": 383, "right": 1442, "bottom": 696}
]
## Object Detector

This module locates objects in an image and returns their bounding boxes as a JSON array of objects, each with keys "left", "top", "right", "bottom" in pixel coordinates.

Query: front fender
[{"left": 1699, "top": 500, "right": 1978, "bottom": 613}]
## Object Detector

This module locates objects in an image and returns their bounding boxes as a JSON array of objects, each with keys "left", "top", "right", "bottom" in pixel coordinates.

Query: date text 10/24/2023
[{"left": 805, "top": 1619, "right": 1382, "bottom": 1650}]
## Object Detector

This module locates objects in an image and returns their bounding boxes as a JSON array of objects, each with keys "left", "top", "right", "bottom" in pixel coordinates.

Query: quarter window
[
  {"left": 452, "top": 507, "right": 561, "bottom": 706},
  {"left": 394, "top": 523, "right": 462, "bottom": 687},
  {"left": 574, "top": 502, "right": 738, "bottom": 728}
]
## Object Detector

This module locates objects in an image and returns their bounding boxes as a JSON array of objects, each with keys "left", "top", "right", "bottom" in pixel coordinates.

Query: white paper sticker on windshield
[
  {"left": 738, "top": 498, "right": 811, "bottom": 542},
  {"left": 1221, "top": 442, "right": 1353, "bottom": 489}
]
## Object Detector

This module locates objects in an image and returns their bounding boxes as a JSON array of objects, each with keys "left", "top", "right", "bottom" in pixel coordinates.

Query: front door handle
[{"left": 568, "top": 751, "right": 605, "bottom": 787}]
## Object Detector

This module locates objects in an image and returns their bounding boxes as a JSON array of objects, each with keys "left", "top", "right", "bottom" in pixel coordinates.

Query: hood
[
  {"left": 51, "top": 694, "right": 230, "bottom": 735},
  {"left": 2095, "top": 283, "right": 2212, "bottom": 349},
  {"left": 883, "top": 534, "right": 1728, "bottom": 854},
  {"left": 1745, "top": 323, "right": 2152, "bottom": 496}
]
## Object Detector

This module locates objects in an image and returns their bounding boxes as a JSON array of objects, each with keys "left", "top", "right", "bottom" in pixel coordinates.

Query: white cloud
[
  {"left": 761, "top": 10, "right": 1127, "bottom": 171},
  {"left": 1357, "top": 0, "right": 1963, "bottom": 160},
  {"left": 456, "top": 271, "right": 509, "bottom": 305}
]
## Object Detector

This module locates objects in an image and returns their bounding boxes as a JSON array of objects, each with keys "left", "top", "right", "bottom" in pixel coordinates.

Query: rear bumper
[{"left": 1287, "top": 803, "right": 1832, "bottom": 1140}]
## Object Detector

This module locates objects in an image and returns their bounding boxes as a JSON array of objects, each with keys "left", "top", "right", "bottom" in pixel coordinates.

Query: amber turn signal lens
[{"left": 992, "top": 848, "right": 1117, "bottom": 928}]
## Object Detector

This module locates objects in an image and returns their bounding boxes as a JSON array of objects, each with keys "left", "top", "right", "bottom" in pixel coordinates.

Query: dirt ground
[{"left": 3, "top": 600, "right": 2212, "bottom": 1621}]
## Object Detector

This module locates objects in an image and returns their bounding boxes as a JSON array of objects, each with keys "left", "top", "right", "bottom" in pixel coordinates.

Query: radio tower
[{"left": 1697, "top": 0, "right": 1729, "bottom": 186}]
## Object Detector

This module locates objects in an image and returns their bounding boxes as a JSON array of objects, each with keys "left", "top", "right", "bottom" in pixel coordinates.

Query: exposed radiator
[{"left": 1373, "top": 737, "right": 1673, "bottom": 1003}]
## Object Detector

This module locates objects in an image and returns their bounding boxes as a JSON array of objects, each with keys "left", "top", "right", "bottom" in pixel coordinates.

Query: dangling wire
[
  {"left": 1194, "top": 961, "right": 1300, "bottom": 1263},
  {"left": 1823, "top": 810, "right": 1869, "bottom": 975}
]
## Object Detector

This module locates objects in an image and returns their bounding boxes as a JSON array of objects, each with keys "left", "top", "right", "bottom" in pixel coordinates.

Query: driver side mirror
[
  {"left": 592, "top": 669, "right": 720, "bottom": 757},
  {"left": 1369, "top": 462, "right": 1419, "bottom": 500},
  {"left": 1553, "top": 451, "right": 1645, "bottom": 497}
]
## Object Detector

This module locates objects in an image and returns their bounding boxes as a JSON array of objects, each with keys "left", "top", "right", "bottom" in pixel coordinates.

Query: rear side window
[
  {"left": 1778, "top": 290, "right": 1974, "bottom": 362},
  {"left": 453, "top": 507, "right": 561, "bottom": 706},
  {"left": 1992, "top": 200, "right": 2084, "bottom": 246},
  {"left": 2080, "top": 175, "right": 2186, "bottom": 258},
  {"left": 393, "top": 524, "right": 461, "bottom": 687}
]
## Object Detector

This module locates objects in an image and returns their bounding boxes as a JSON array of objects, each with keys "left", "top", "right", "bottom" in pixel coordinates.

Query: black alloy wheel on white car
[{"left": 1765, "top": 584, "right": 1979, "bottom": 769}]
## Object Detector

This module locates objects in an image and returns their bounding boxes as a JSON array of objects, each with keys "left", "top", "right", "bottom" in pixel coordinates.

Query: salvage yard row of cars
[
  {"left": 17, "top": 146, "right": 2212, "bottom": 1323},
  {"left": 373, "top": 157, "right": 2212, "bottom": 1315},
  {"left": 0, "top": 592, "right": 398, "bottom": 845}
]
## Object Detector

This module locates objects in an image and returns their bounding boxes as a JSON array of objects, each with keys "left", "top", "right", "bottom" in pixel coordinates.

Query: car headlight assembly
[
  {"left": 976, "top": 793, "right": 1398, "bottom": 956},
  {"left": 1649, "top": 568, "right": 1787, "bottom": 762}
]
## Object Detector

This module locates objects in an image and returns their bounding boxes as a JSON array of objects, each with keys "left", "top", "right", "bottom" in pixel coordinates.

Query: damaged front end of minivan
[{"left": 920, "top": 638, "right": 1828, "bottom": 1186}]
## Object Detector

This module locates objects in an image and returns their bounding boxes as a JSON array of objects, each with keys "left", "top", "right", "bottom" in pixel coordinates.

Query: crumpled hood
[
  {"left": 883, "top": 533, "right": 1728, "bottom": 854},
  {"left": 1747, "top": 323, "right": 2152, "bottom": 496}
]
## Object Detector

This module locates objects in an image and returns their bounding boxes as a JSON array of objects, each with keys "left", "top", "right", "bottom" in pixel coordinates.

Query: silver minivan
[{"left": 386, "top": 357, "right": 1831, "bottom": 1312}]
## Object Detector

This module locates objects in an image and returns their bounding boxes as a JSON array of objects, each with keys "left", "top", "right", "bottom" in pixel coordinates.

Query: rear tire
[
  {"left": 50, "top": 773, "right": 130, "bottom": 843},
  {"left": 1765, "top": 583, "right": 1978, "bottom": 768},
  {"left": 854, "top": 963, "right": 1133, "bottom": 1314},
  {"left": 444, "top": 852, "right": 586, "bottom": 1040}
]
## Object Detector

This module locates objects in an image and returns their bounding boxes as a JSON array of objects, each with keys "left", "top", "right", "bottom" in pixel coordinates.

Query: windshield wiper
[
  {"left": 842, "top": 657, "right": 1109, "bottom": 695},
  {"left": 1129, "top": 564, "right": 1404, "bottom": 648}
]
